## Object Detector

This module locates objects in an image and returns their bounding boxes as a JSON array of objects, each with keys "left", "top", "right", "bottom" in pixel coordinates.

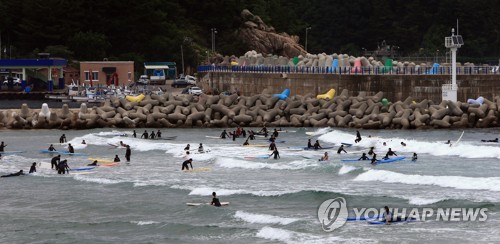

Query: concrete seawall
[{"left": 201, "top": 72, "right": 500, "bottom": 102}]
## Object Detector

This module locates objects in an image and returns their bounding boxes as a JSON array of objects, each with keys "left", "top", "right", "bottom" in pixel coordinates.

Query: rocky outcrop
[{"left": 236, "top": 9, "right": 306, "bottom": 58}]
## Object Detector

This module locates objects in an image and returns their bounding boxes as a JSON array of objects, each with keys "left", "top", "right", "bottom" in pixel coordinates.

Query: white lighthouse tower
[{"left": 442, "top": 28, "right": 464, "bottom": 102}]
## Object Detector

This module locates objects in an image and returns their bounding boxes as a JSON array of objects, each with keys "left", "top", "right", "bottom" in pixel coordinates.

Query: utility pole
[{"left": 305, "top": 27, "right": 312, "bottom": 53}]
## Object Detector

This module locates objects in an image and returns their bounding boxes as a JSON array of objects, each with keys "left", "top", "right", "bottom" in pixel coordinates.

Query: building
[
  {"left": 144, "top": 62, "right": 176, "bottom": 84},
  {"left": 80, "top": 61, "right": 134, "bottom": 86}
]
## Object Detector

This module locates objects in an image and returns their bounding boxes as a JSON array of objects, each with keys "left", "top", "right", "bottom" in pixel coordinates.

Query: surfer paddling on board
[
  {"left": 355, "top": 130, "right": 362, "bottom": 143},
  {"left": 48, "top": 144, "right": 56, "bottom": 151},
  {"left": 383, "top": 148, "right": 397, "bottom": 159},
  {"left": 359, "top": 153, "right": 370, "bottom": 160},
  {"left": 481, "top": 138, "right": 498, "bottom": 142},
  {"left": 1, "top": 170, "right": 25, "bottom": 177},
  {"left": 67, "top": 144, "right": 75, "bottom": 153},
  {"left": 337, "top": 145, "right": 347, "bottom": 154},
  {"left": 182, "top": 159, "right": 193, "bottom": 170},
  {"left": 88, "top": 160, "right": 98, "bottom": 166},
  {"left": 211, "top": 192, "right": 222, "bottom": 207},
  {"left": 445, "top": 140, "right": 451, "bottom": 144}
]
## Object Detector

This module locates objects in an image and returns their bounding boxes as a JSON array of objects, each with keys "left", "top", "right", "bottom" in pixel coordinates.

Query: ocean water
[{"left": 0, "top": 127, "right": 499, "bottom": 243}]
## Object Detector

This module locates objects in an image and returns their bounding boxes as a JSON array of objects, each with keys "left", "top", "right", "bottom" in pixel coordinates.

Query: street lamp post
[
  {"left": 305, "top": 27, "right": 312, "bottom": 53},
  {"left": 181, "top": 37, "right": 191, "bottom": 75},
  {"left": 211, "top": 28, "right": 217, "bottom": 53}
]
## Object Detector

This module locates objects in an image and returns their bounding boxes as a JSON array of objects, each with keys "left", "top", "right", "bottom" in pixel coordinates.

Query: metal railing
[{"left": 197, "top": 65, "right": 500, "bottom": 75}]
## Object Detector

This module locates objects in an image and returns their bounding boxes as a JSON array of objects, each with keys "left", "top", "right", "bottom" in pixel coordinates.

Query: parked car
[
  {"left": 2, "top": 77, "right": 22, "bottom": 86},
  {"left": 171, "top": 79, "right": 192, "bottom": 88},
  {"left": 188, "top": 86, "right": 202, "bottom": 95},
  {"left": 137, "top": 75, "right": 150, "bottom": 85}
]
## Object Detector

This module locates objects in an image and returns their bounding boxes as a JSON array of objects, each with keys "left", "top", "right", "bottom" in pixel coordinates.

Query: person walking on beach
[
  {"left": 182, "top": 159, "right": 193, "bottom": 170},
  {"left": 355, "top": 130, "right": 362, "bottom": 143},
  {"left": 51, "top": 155, "right": 61, "bottom": 170},
  {"left": 269, "top": 148, "right": 280, "bottom": 159},
  {"left": 125, "top": 145, "right": 131, "bottom": 162},
  {"left": 141, "top": 130, "right": 149, "bottom": 139},
  {"left": 211, "top": 192, "right": 222, "bottom": 207},
  {"left": 59, "top": 134, "right": 67, "bottom": 143},
  {"left": 0, "top": 141, "right": 7, "bottom": 152},
  {"left": 337, "top": 145, "right": 347, "bottom": 154},
  {"left": 29, "top": 162, "right": 37, "bottom": 174}
]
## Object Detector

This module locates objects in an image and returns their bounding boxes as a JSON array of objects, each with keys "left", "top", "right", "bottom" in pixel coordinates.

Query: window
[{"left": 84, "top": 71, "right": 99, "bottom": 81}]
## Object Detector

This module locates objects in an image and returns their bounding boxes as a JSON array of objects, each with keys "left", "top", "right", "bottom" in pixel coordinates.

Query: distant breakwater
[{"left": 0, "top": 90, "right": 499, "bottom": 130}]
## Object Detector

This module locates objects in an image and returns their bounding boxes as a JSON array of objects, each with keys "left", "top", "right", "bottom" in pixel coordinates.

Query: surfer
[
  {"left": 268, "top": 135, "right": 276, "bottom": 143},
  {"left": 367, "top": 147, "right": 375, "bottom": 155},
  {"left": 220, "top": 130, "right": 229, "bottom": 139},
  {"left": 88, "top": 160, "right": 98, "bottom": 166},
  {"left": 358, "top": 153, "right": 370, "bottom": 160},
  {"left": 57, "top": 160, "right": 70, "bottom": 174},
  {"left": 198, "top": 143, "right": 204, "bottom": 153},
  {"left": 320, "top": 152, "right": 329, "bottom": 161},
  {"left": 67, "top": 143, "right": 74, "bottom": 153},
  {"left": 307, "top": 139, "right": 313, "bottom": 148},
  {"left": 269, "top": 141, "right": 276, "bottom": 151},
  {"left": 59, "top": 134, "right": 67, "bottom": 143},
  {"left": 150, "top": 131, "right": 156, "bottom": 139},
  {"left": 241, "top": 129, "right": 246, "bottom": 138},
  {"left": 51, "top": 155, "right": 61, "bottom": 170},
  {"left": 0, "top": 141, "right": 7, "bottom": 152},
  {"left": 48, "top": 144, "right": 56, "bottom": 151},
  {"left": 259, "top": 126, "right": 268, "bottom": 136},
  {"left": 125, "top": 145, "right": 131, "bottom": 162},
  {"left": 141, "top": 130, "right": 149, "bottom": 139},
  {"left": 184, "top": 144, "right": 191, "bottom": 151},
  {"left": 1, "top": 170, "right": 25, "bottom": 178},
  {"left": 383, "top": 142, "right": 387, "bottom": 146},
  {"left": 481, "top": 138, "right": 498, "bottom": 142},
  {"left": 386, "top": 148, "right": 398, "bottom": 156},
  {"left": 243, "top": 139, "right": 250, "bottom": 146},
  {"left": 370, "top": 153, "right": 378, "bottom": 165},
  {"left": 314, "top": 140, "right": 322, "bottom": 149},
  {"left": 156, "top": 130, "right": 162, "bottom": 138},
  {"left": 114, "top": 155, "right": 121, "bottom": 162},
  {"left": 412, "top": 153, "right": 418, "bottom": 161},
  {"left": 29, "top": 162, "right": 37, "bottom": 174},
  {"left": 355, "top": 130, "right": 362, "bottom": 143},
  {"left": 132, "top": 130, "right": 137, "bottom": 138},
  {"left": 445, "top": 140, "right": 451, "bottom": 144},
  {"left": 400, "top": 142, "right": 406, "bottom": 146},
  {"left": 269, "top": 148, "right": 280, "bottom": 159},
  {"left": 337, "top": 145, "right": 347, "bottom": 154},
  {"left": 211, "top": 192, "right": 222, "bottom": 207},
  {"left": 248, "top": 131, "right": 255, "bottom": 140},
  {"left": 182, "top": 159, "right": 193, "bottom": 170},
  {"left": 82, "top": 140, "right": 86, "bottom": 144},
  {"left": 384, "top": 206, "right": 393, "bottom": 224},
  {"left": 272, "top": 129, "right": 279, "bottom": 138}
]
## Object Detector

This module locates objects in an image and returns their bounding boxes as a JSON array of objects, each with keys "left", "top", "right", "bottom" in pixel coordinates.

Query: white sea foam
[
  {"left": 131, "top": 221, "right": 160, "bottom": 225},
  {"left": 234, "top": 211, "right": 299, "bottom": 225},
  {"left": 215, "top": 158, "right": 317, "bottom": 170},
  {"left": 338, "top": 165, "right": 357, "bottom": 175},
  {"left": 256, "top": 226, "right": 367, "bottom": 244},
  {"left": 175, "top": 185, "right": 300, "bottom": 197},
  {"left": 354, "top": 169, "right": 500, "bottom": 191},
  {"left": 73, "top": 176, "right": 123, "bottom": 184},
  {"left": 407, "top": 197, "right": 446, "bottom": 205}
]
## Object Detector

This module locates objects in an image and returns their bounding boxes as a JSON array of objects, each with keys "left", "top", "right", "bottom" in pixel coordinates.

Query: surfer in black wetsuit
[
  {"left": 211, "top": 192, "right": 222, "bottom": 207},
  {"left": 67, "top": 143, "right": 74, "bottom": 153},
  {"left": 259, "top": 126, "right": 268, "bottom": 135},
  {"left": 58, "top": 160, "right": 70, "bottom": 174},
  {"left": 400, "top": 142, "right": 406, "bottom": 146},
  {"left": 307, "top": 139, "right": 313, "bottom": 148},
  {"left": 59, "top": 134, "right": 66, "bottom": 143},
  {"left": 82, "top": 140, "right": 86, "bottom": 144},
  {"left": 269, "top": 148, "right": 280, "bottom": 159},
  {"left": 269, "top": 135, "right": 276, "bottom": 143},
  {"left": 1, "top": 170, "right": 25, "bottom": 177},
  {"left": 359, "top": 153, "right": 369, "bottom": 160},
  {"left": 29, "top": 162, "right": 37, "bottom": 174},
  {"left": 314, "top": 140, "right": 322, "bottom": 149},
  {"left": 125, "top": 145, "right": 131, "bottom": 162},
  {"left": 48, "top": 144, "right": 56, "bottom": 151},
  {"left": 337, "top": 145, "right": 347, "bottom": 154},
  {"left": 0, "top": 141, "right": 7, "bottom": 152},
  {"left": 368, "top": 147, "right": 375, "bottom": 155},
  {"left": 269, "top": 141, "right": 276, "bottom": 151},
  {"left": 248, "top": 130, "right": 255, "bottom": 140},
  {"left": 51, "top": 155, "right": 61, "bottom": 170},
  {"left": 355, "top": 130, "right": 362, "bottom": 143},
  {"left": 412, "top": 153, "right": 418, "bottom": 161},
  {"left": 241, "top": 129, "right": 246, "bottom": 138},
  {"left": 272, "top": 129, "right": 279, "bottom": 138},
  {"left": 220, "top": 130, "right": 229, "bottom": 139},
  {"left": 370, "top": 153, "right": 377, "bottom": 165},
  {"left": 182, "top": 159, "right": 193, "bottom": 170},
  {"left": 232, "top": 131, "right": 237, "bottom": 141},
  {"left": 445, "top": 140, "right": 451, "bottom": 144},
  {"left": 114, "top": 155, "right": 121, "bottom": 162},
  {"left": 141, "top": 130, "right": 149, "bottom": 139},
  {"left": 156, "top": 130, "right": 162, "bottom": 138},
  {"left": 88, "top": 160, "right": 98, "bottom": 166},
  {"left": 243, "top": 139, "right": 250, "bottom": 146},
  {"left": 150, "top": 131, "right": 156, "bottom": 139},
  {"left": 481, "top": 138, "right": 498, "bottom": 142},
  {"left": 133, "top": 130, "right": 137, "bottom": 138},
  {"left": 386, "top": 148, "right": 397, "bottom": 157},
  {"left": 184, "top": 144, "right": 190, "bottom": 151},
  {"left": 198, "top": 143, "right": 204, "bottom": 153}
]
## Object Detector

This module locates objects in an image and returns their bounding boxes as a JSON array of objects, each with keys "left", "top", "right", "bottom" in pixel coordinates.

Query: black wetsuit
[
  {"left": 0, "top": 144, "right": 6, "bottom": 152},
  {"left": 359, "top": 155, "right": 370, "bottom": 160},
  {"left": 58, "top": 161, "right": 69, "bottom": 174},
  {"left": 125, "top": 147, "right": 131, "bottom": 162},
  {"left": 1, "top": 171, "right": 25, "bottom": 177},
  {"left": 88, "top": 161, "right": 98, "bottom": 166},
  {"left": 481, "top": 139, "right": 498, "bottom": 142},
  {"left": 273, "top": 130, "right": 279, "bottom": 138},
  {"left": 211, "top": 197, "right": 222, "bottom": 207},
  {"left": 270, "top": 150, "right": 280, "bottom": 159},
  {"left": 249, "top": 133, "right": 255, "bottom": 140},
  {"left": 133, "top": 131, "right": 137, "bottom": 138},
  {"left": 68, "top": 145, "right": 74, "bottom": 153},
  {"left": 269, "top": 142, "right": 276, "bottom": 151},
  {"left": 368, "top": 148, "right": 374, "bottom": 155},
  {"left": 156, "top": 131, "right": 162, "bottom": 138},
  {"left": 48, "top": 146, "right": 56, "bottom": 151},
  {"left": 51, "top": 156, "right": 61, "bottom": 170},
  {"left": 141, "top": 132, "right": 149, "bottom": 139},
  {"left": 150, "top": 132, "right": 156, "bottom": 139},
  {"left": 387, "top": 150, "right": 397, "bottom": 156},
  {"left": 220, "top": 131, "right": 228, "bottom": 139},
  {"left": 59, "top": 135, "right": 66, "bottom": 143},
  {"left": 114, "top": 156, "right": 121, "bottom": 162},
  {"left": 29, "top": 165, "right": 37, "bottom": 174},
  {"left": 337, "top": 145, "right": 347, "bottom": 154},
  {"left": 182, "top": 160, "right": 193, "bottom": 170},
  {"left": 371, "top": 154, "right": 378, "bottom": 165},
  {"left": 242, "top": 130, "right": 246, "bottom": 138},
  {"left": 314, "top": 142, "right": 322, "bottom": 149},
  {"left": 307, "top": 141, "right": 313, "bottom": 148},
  {"left": 355, "top": 131, "right": 362, "bottom": 143}
]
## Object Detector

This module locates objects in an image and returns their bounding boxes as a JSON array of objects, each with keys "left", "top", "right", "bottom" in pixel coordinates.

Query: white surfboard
[
  {"left": 186, "top": 202, "right": 230, "bottom": 206},
  {"left": 452, "top": 131, "right": 465, "bottom": 147},
  {"left": 182, "top": 167, "right": 211, "bottom": 172}
]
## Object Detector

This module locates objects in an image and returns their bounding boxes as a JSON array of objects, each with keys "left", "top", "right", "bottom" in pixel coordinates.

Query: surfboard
[
  {"left": 205, "top": 136, "right": 225, "bottom": 139},
  {"left": 182, "top": 167, "right": 211, "bottom": 172},
  {"left": 341, "top": 142, "right": 353, "bottom": 147},
  {"left": 303, "top": 146, "right": 334, "bottom": 150},
  {"left": 88, "top": 158, "right": 114, "bottom": 163},
  {"left": 452, "top": 130, "right": 465, "bottom": 147},
  {"left": 37, "top": 162, "right": 53, "bottom": 169},
  {"left": 158, "top": 136, "right": 177, "bottom": 140},
  {"left": 100, "top": 163, "right": 119, "bottom": 167},
  {"left": 244, "top": 155, "right": 270, "bottom": 159},
  {"left": 242, "top": 144, "right": 268, "bottom": 147},
  {"left": 375, "top": 156, "right": 406, "bottom": 164},
  {"left": 0, "top": 151, "right": 24, "bottom": 155},
  {"left": 367, "top": 217, "right": 416, "bottom": 225},
  {"left": 341, "top": 159, "right": 370, "bottom": 162},
  {"left": 70, "top": 166, "right": 96, "bottom": 171},
  {"left": 276, "top": 130, "right": 296, "bottom": 133},
  {"left": 346, "top": 215, "right": 380, "bottom": 221},
  {"left": 39, "top": 150, "right": 87, "bottom": 156},
  {"left": 70, "top": 171, "right": 97, "bottom": 175},
  {"left": 186, "top": 202, "right": 230, "bottom": 206}
]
